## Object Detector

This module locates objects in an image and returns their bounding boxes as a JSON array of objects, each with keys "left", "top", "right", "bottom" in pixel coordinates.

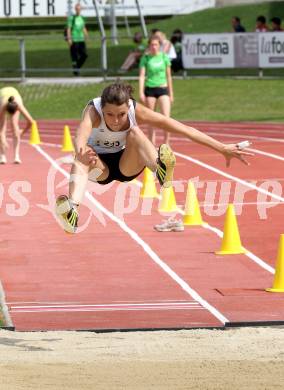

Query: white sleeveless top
[
  {"left": 0, "top": 87, "right": 23, "bottom": 107},
  {"left": 87, "top": 97, "right": 137, "bottom": 154}
]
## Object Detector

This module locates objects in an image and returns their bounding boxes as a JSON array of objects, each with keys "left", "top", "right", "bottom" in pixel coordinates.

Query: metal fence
[
  {"left": 0, "top": 34, "right": 137, "bottom": 81},
  {"left": 1, "top": 34, "right": 283, "bottom": 81}
]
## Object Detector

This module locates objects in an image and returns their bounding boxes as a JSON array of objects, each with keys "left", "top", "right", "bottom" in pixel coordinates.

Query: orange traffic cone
[
  {"left": 158, "top": 185, "right": 178, "bottom": 213},
  {"left": 183, "top": 181, "right": 203, "bottom": 226},
  {"left": 61, "top": 125, "right": 75, "bottom": 152},
  {"left": 29, "top": 121, "right": 41, "bottom": 145},
  {"left": 266, "top": 234, "right": 284, "bottom": 292},
  {"left": 215, "top": 204, "right": 246, "bottom": 255},
  {"left": 140, "top": 167, "right": 159, "bottom": 198}
]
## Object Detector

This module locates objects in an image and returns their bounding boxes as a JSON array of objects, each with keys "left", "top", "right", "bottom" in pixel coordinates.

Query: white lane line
[
  {"left": 171, "top": 205, "right": 275, "bottom": 275},
  {"left": 208, "top": 129, "right": 284, "bottom": 135},
  {"left": 204, "top": 132, "right": 284, "bottom": 144},
  {"left": 133, "top": 179, "right": 282, "bottom": 207},
  {"left": 23, "top": 132, "right": 284, "bottom": 162},
  {"left": 34, "top": 141, "right": 277, "bottom": 275},
  {"left": 175, "top": 151, "right": 284, "bottom": 203},
  {"left": 33, "top": 144, "right": 229, "bottom": 325},
  {"left": 196, "top": 128, "right": 284, "bottom": 135},
  {"left": 37, "top": 126, "right": 284, "bottom": 136},
  {"left": 173, "top": 152, "right": 278, "bottom": 273},
  {"left": 202, "top": 223, "right": 275, "bottom": 274},
  {"left": 12, "top": 308, "right": 204, "bottom": 313},
  {"left": 21, "top": 139, "right": 61, "bottom": 148},
  {"left": 247, "top": 148, "right": 284, "bottom": 162},
  {"left": 10, "top": 301, "right": 205, "bottom": 313},
  {"left": 24, "top": 134, "right": 62, "bottom": 138},
  {"left": 199, "top": 202, "right": 281, "bottom": 207},
  {"left": 7, "top": 299, "right": 195, "bottom": 305},
  {"left": 26, "top": 128, "right": 284, "bottom": 145},
  {"left": 202, "top": 134, "right": 284, "bottom": 161},
  {"left": 11, "top": 301, "right": 201, "bottom": 308},
  {"left": 37, "top": 141, "right": 61, "bottom": 148},
  {"left": 154, "top": 131, "right": 284, "bottom": 144},
  {"left": 157, "top": 132, "right": 284, "bottom": 144}
]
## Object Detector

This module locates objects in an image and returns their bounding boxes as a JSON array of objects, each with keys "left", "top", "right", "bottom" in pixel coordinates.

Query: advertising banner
[
  {"left": 259, "top": 32, "right": 284, "bottom": 68},
  {"left": 182, "top": 32, "right": 284, "bottom": 69},
  {"left": 233, "top": 33, "right": 258, "bottom": 68},
  {"left": 182, "top": 33, "right": 234, "bottom": 69}
]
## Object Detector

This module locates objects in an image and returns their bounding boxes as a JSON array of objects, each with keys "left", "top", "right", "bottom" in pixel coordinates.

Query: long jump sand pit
[{"left": 0, "top": 327, "right": 284, "bottom": 389}]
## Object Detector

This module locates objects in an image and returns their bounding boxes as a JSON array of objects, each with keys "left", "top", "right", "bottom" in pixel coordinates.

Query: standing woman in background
[
  {"left": 0, "top": 86, "right": 33, "bottom": 164},
  {"left": 66, "top": 3, "right": 89, "bottom": 76},
  {"left": 139, "top": 36, "right": 173, "bottom": 145}
]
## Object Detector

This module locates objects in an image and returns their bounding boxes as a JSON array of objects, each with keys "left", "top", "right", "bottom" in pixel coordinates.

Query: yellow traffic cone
[
  {"left": 266, "top": 234, "right": 284, "bottom": 292},
  {"left": 140, "top": 167, "right": 159, "bottom": 198},
  {"left": 183, "top": 181, "right": 203, "bottom": 226},
  {"left": 61, "top": 125, "right": 75, "bottom": 152},
  {"left": 29, "top": 121, "right": 41, "bottom": 145},
  {"left": 215, "top": 204, "right": 246, "bottom": 255},
  {"left": 158, "top": 186, "right": 178, "bottom": 213}
]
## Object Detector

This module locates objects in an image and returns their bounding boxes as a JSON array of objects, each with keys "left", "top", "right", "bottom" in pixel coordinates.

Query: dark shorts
[
  {"left": 144, "top": 86, "right": 169, "bottom": 99},
  {"left": 96, "top": 149, "right": 145, "bottom": 185}
]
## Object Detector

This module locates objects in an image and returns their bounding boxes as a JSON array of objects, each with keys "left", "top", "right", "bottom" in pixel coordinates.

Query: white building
[
  {"left": 2, "top": 0, "right": 281, "bottom": 18},
  {"left": 0, "top": 0, "right": 216, "bottom": 18},
  {"left": 216, "top": 0, "right": 283, "bottom": 6}
]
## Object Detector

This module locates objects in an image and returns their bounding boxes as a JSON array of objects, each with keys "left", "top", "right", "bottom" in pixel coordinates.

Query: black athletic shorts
[
  {"left": 144, "top": 86, "right": 169, "bottom": 99},
  {"left": 96, "top": 149, "right": 145, "bottom": 185}
]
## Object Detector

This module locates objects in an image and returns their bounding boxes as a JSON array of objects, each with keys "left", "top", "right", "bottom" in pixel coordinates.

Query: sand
[{"left": 1, "top": 327, "right": 284, "bottom": 389}]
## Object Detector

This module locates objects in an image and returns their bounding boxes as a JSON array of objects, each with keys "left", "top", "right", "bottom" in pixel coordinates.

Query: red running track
[{"left": 0, "top": 120, "right": 284, "bottom": 331}]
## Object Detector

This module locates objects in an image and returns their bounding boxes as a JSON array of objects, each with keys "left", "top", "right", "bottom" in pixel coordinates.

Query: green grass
[
  {"left": 1, "top": 1, "right": 284, "bottom": 77},
  {"left": 1, "top": 78, "right": 283, "bottom": 122},
  {"left": 0, "top": 34, "right": 133, "bottom": 77},
  {"left": 150, "top": 1, "right": 284, "bottom": 35},
  {"left": 171, "top": 79, "right": 284, "bottom": 122}
]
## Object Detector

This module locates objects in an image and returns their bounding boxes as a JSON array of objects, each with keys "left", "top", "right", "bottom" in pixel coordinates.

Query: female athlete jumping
[{"left": 56, "top": 82, "right": 253, "bottom": 233}]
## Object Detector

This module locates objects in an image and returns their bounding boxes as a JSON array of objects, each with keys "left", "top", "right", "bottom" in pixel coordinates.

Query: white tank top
[
  {"left": 0, "top": 87, "right": 23, "bottom": 106},
  {"left": 87, "top": 97, "right": 137, "bottom": 154}
]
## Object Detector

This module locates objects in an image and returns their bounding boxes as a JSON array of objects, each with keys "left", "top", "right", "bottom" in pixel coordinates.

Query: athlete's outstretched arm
[
  {"left": 74, "top": 105, "right": 99, "bottom": 166},
  {"left": 136, "top": 103, "right": 253, "bottom": 167},
  {"left": 75, "top": 105, "right": 95, "bottom": 151},
  {"left": 68, "top": 105, "right": 100, "bottom": 206}
]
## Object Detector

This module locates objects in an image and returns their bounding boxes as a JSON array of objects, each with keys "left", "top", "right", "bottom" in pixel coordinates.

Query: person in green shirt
[
  {"left": 66, "top": 3, "right": 89, "bottom": 76},
  {"left": 139, "top": 36, "right": 173, "bottom": 145}
]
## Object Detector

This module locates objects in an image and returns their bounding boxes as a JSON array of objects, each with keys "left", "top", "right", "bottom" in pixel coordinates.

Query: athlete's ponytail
[
  {"left": 101, "top": 82, "right": 134, "bottom": 107},
  {"left": 6, "top": 96, "right": 18, "bottom": 114}
]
